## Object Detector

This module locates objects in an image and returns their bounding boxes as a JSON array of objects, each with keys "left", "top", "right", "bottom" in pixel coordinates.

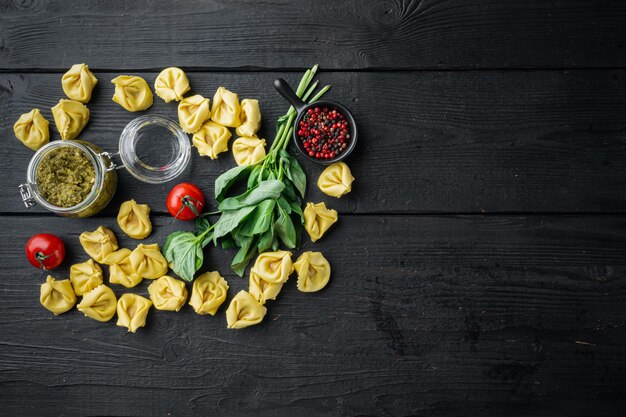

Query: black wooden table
[{"left": 2, "top": 1, "right": 626, "bottom": 416}]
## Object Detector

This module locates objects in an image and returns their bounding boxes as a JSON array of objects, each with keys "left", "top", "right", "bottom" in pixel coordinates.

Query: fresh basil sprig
[
  {"left": 163, "top": 216, "right": 214, "bottom": 282},
  {"left": 211, "top": 64, "right": 329, "bottom": 276}
]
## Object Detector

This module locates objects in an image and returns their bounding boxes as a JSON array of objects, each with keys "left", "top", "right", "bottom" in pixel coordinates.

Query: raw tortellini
[
  {"left": 69, "top": 259, "right": 103, "bottom": 295},
  {"left": 51, "top": 99, "right": 90, "bottom": 140},
  {"left": 250, "top": 251, "right": 293, "bottom": 284},
  {"left": 235, "top": 99, "right": 261, "bottom": 137},
  {"left": 189, "top": 271, "right": 229, "bottom": 315},
  {"left": 249, "top": 271, "right": 283, "bottom": 304},
  {"left": 304, "top": 202, "right": 338, "bottom": 242},
  {"left": 178, "top": 94, "right": 211, "bottom": 134},
  {"left": 13, "top": 109, "right": 50, "bottom": 151},
  {"left": 211, "top": 87, "right": 241, "bottom": 127},
  {"left": 104, "top": 248, "right": 142, "bottom": 288},
  {"left": 192, "top": 121, "right": 231, "bottom": 159},
  {"left": 226, "top": 290, "right": 267, "bottom": 329},
  {"left": 129, "top": 243, "right": 168, "bottom": 279},
  {"left": 148, "top": 276, "right": 188, "bottom": 312},
  {"left": 77, "top": 284, "right": 117, "bottom": 322},
  {"left": 154, "top": 67, "right": 190, "bottom": 103},
  {"left": 294, "top": 251, "right": 331, "bottom": 292},
  {"left": 317, "top": 161, "right": 355, "bottom": 198},
  {"left": 80, "top": 226, "right": 118, "bottom": 263},
  {"left": 117, "top": 199, "right": 152, "bottom": 240},
  {"left": 111, "top": 75, "right": 153, "bottom": 112},
  {"left": 116, "top": 293, "right": 152, "bottom": 333},
  {"left": 232, "top": 136, "right": 266, "bottom": 166},
  {"left": 62, "top": 63, "right": 98, "bottom": 103},
  {"left": 40, "top": 276, "right": 76, "bottom": 315}
]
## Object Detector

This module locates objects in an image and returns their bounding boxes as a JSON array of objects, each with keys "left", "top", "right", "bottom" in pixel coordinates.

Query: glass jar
[
  {"left": 19, "top": 115, "right": 190, "bottom": 217},
  {"left": 118, "top": 115, "right": 191, "bottom": 184},
  {"left": 20, "top": 140, "right": 117, "bottom": 218}
]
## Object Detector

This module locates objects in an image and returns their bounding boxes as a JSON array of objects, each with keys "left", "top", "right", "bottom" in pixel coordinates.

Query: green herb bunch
[
  {"left": 164, "top": 65, "right": 330, "bottom": 280},
  {"left": 213, "top": 65, "right": 330, "bottom": 276}
]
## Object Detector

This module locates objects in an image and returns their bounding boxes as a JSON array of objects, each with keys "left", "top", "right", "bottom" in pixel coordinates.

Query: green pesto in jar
[{"left": 36, "top": 146, "right": 96, "bottom": 207}]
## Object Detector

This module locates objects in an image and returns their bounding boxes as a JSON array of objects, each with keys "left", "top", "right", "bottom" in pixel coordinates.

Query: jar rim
[
  {"left": 118, "top": 115, "right": 190, "bottom": 184},
  {"left": 26, "top": 140, "right": 105, "bottom": 214}
]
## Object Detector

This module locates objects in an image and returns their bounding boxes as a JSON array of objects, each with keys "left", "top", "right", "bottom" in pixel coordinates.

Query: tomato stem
[
  {"left": 175, "top": 195, "right": 203, "bottom": 219},
  {"left": 35, "top": 251, "right": 49, "bottom": 270}
]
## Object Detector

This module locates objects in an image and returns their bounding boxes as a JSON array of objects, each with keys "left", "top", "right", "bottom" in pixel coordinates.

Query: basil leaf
[
  {"left": 280, "top": 149, "right": 306, "bottom": 198},
  {"left": 221, "top": 235, "right": 237, "bottom": 250},
  {"left": 274, "top": 204, "right": 296, "bottom": 248},
  {"left": 247, "top": 165, "right": 262, "bottom": 189},
  {"left": 290, "top": 200, "right": 304, "bottom": 224},
  {"left": 281, "top": 179, "right": 298, "bottom": 201},
  {"left": 231, "top": 236, "right": 257, "bottom": 277},
  {"left": 277, "top": 196, "right": 292, "bottom": 214},
  {"left": 218, "top": 180, "right": 285, "bottom": 211},
  {"left": 257, "top": 225, "right": 274, "bottom": 253},
  {"left": 213, "top": 205, "right": 257, "bottom": 238},
  {"left": 215, "top": 165, "right": 251, "bottom": 202},
  {"left": 239, "top": 199, "right": 276, "bottom": 237},
  {"left": 163, "top": 231, "right": 203, "bottom": 282}
]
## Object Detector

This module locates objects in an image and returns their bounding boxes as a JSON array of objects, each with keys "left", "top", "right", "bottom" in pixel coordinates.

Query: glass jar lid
[{"left": 118, "top": 115, "right": 190, "bottom": 184}]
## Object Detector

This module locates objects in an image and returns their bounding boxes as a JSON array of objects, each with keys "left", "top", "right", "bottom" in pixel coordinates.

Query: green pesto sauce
[{"left": 36, "top": 147, "right": 96, "bottom": 208}]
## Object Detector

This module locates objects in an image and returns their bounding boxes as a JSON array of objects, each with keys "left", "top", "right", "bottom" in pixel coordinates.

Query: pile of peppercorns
[{"left": 297, "top": 106, "right": 350, "bottom": 160}]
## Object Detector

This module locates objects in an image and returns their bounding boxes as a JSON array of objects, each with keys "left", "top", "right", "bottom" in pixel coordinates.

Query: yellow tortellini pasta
[
  {"left": 13, "top": 109, "right": 50, "bottom": 151},
  {"left": 104, "top": 248, "right": 142, "bottom": 288},
  {"left": 154, "top": 67, "right": 190, "bottom": 103},
  {"left": 249, "top": 271, "right": 283, "bottom": 305},
  {"left": 232, "top": 136, "right": 266, "bottom": 166},
  {"left": 69, "top": 259, "right": 103, "bottom": 296},
  {"left": 188, "top": 271, "right": 229, "bottom": 315},
  {"left": 117, "top": 199, "right": 152, "bottom": 240},
  {"left": 148, "top": 276, "right": 188, "bottom": 312},
  {"left": 51, "top": 99, "right": 90, "bottom": 140},
  {"left": 211, "top": 87, "right": 241, "bottom": 127},
  {"left": 178, "top": 94, "right": 211, "bottom": 134},
  {"left": 129, "top": 243, "right": 168, "bottom": 279},
  {"left": 235, "top": 99, "right": 261, "bottom": 137},
  {"left": 303, "top": 202, "right": 338, "bottom": 242},
  {"left": 192, "top": 120, "right": 231, "bottom": 159},
  {"left": 77, "top": 284, "right": 117, "bottom": 322},
  {"left": 317, "top": 161, "right": 355, "bottom": 198},
  {"left": 79, "top": 226, "right": 118, "bottom": 263},
  {"left": 40, "top": 276, "right": 76, "bottom": 315},
  {"left": 116, "top": 293, "right": 152, "bottom": 333},
  {"left": 294, "top": 251, "right": 331, "bottom": 292},
  {"left": 226, "top": 290, "right": 267, "bottom": 329},
  {"left": 62, "top": 63, "right": 98, "bottom": 103},
  {"left": 111, "top": 75, "right": 153, "bottom": 112},
  {"left": 250, "top": 251, "right": 293, "bottom": 284}
]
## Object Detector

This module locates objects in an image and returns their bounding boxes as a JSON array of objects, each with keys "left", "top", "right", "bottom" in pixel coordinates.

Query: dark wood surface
[{"left": 1, "top": 1, "right": 625, "bottom": 416}]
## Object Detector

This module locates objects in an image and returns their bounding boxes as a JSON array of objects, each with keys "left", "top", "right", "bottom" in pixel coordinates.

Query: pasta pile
[
  {"left": 139, "top": 67, "right": 266, "bottom": 165},
  {"left": 13, "top": 63, "right": 97, "bottom": 150},
  {"left": 224, "top": 250, "right": 332, "bottom": 329}
]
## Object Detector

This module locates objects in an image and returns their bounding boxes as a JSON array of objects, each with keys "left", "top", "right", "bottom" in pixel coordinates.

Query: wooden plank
[
  {"left": 2, "top": 70, "right": 626, "bottom": 214},
  {"left": 0, "top": 214, "right": 625, "bottom": 416},
  {"left": 1, "top": 0, "right": 626, "bottom": 70}
]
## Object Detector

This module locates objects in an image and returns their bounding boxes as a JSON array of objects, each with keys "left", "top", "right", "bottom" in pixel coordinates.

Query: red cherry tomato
[
  {"left": 26, "top": 234, "right": 65, "bottom": 270},
  {"left": 166, "top": 182, "right": 205, "bottom": 221}
]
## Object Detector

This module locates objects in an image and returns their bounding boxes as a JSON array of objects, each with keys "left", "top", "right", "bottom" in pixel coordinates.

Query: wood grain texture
[
  {"left": 0, "top": 216, "right": 626, "bottom": 416},
  {"left": 0, "top": 214, "right": 625, "bottom": 416},
  {"left": 1, "top": 0, "right": 626, "bottom": 70},
  {"left": 3, "top": 70, "right": 626, "bottom": 215}
]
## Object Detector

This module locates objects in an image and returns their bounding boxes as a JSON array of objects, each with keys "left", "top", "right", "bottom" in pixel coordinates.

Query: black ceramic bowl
[{"left": 274, "top": 78, "right": 357, "bottom": 165}]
